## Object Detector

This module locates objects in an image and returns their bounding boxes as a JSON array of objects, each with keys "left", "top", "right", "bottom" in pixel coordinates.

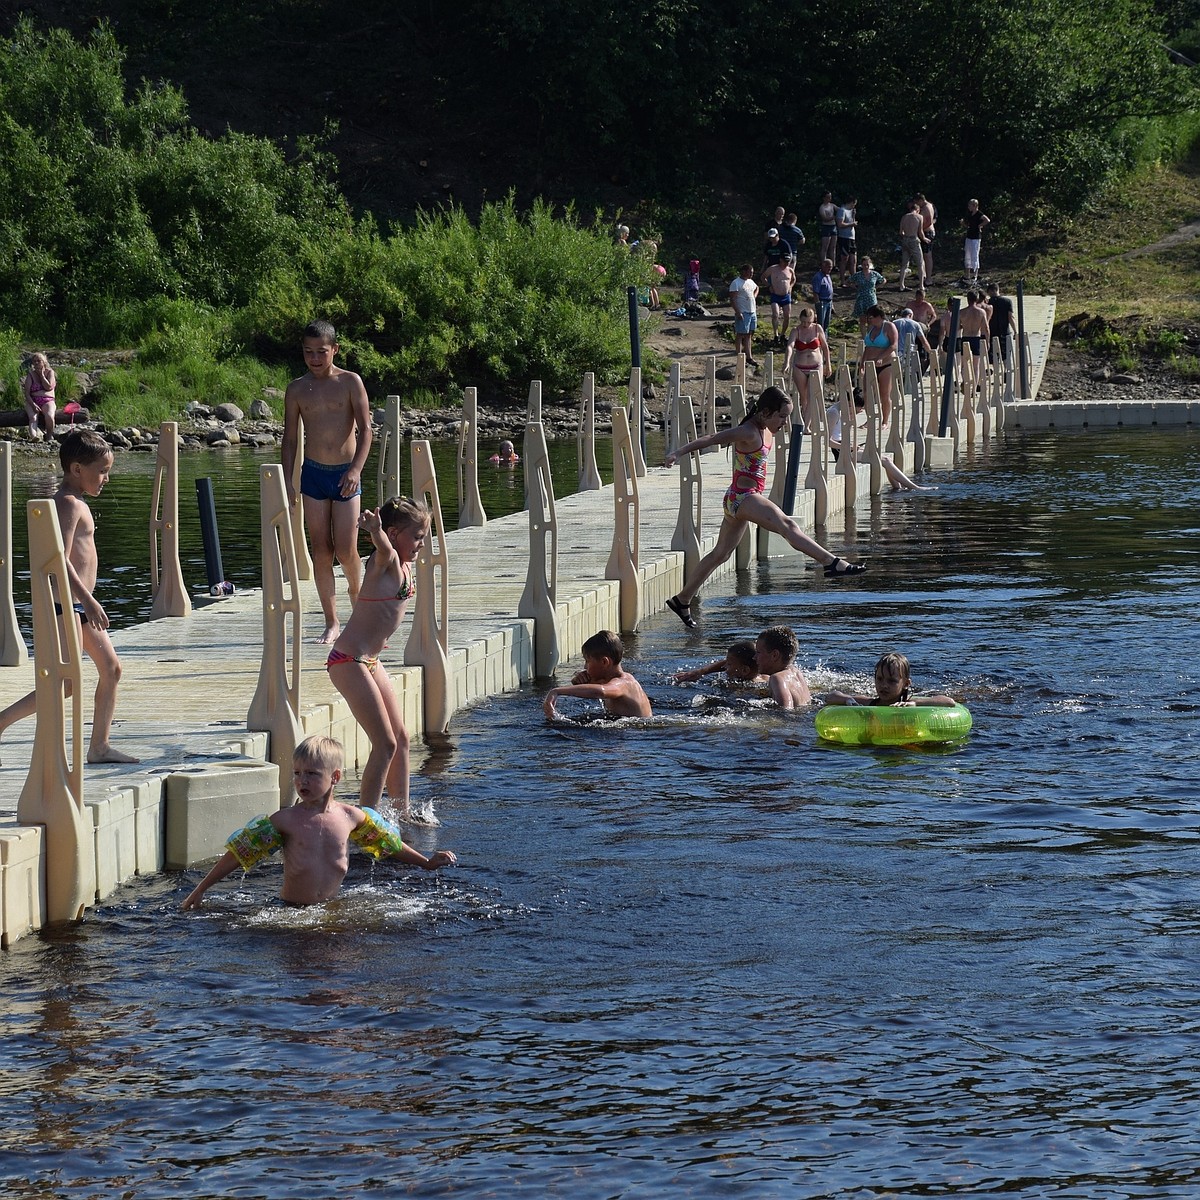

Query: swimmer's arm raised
[{"left": 665, "top": 427, "right": 736, "bottom": 468}]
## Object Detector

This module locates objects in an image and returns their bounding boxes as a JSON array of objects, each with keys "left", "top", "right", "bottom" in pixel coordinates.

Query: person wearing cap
[
  {"left": 762, "top": 228, "right": 788, "bottom": 272},
  {"left": 762, "top": 253, "right": 797, "bottom": 344}
]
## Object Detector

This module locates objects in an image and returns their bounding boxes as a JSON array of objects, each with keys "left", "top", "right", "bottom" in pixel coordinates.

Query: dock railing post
[
  {"left": 377, "top": 395, "right": 403, "bottom": 507},
  {"left": 247, "top": 463, "right": 304, "bottom": 807},
  {"left": 148, "top": 422, "right": 192, "bottom": 619},
  {"left": 960, "top": 347, "right": 978, "bottom": 446},
  {"left": 523, "top": 380, "right": 542, "bottom": 509},
  {"left": 287, "top": 424, "right": 313, "bottom": 582},
  {"left": 0, "top": 443, "right": 28, "bottom": 665},
  {"left": 605, "top": 407, "right": 642, "bottom": 633},
  {"left": 518, "top": 419, "right": 559, "bottom": 678},
  {"left": 835, "top": 367, "right": 858, "bottom": 514},
  {"left": 805, "top": 379, "right": 830, "bottom": 527},
  {"left": 627, "top": 368, "right": 647, "bottom": 478},
  {"left": 577, "top": 372, "right": 602, "bottom": 492},
  {"left": 861, "top": 362, "right": 883, "bottom": 496},
  {"left": 663, "top": 362, "right": 682, "bottom": 459},
  {"left": 404, "top": 440, "right": 452, "bottom": 734},
  {"left": 670, "top": 394, "right": 703, "bottom": 588},
  {"left": 701, "top": 355, "right": 718, "bottom": 446},
  {"left": 18, "top": 498, "right": 92, "bottom": 923},
  {"left": 457, "top": 387, "right": 486, "bottom": 529},
  {"left": 905, "top": 349, "right": 927, "bottom": 474},
  {"left": 886, "top": 368, "right": 906, "bottom": 472}
]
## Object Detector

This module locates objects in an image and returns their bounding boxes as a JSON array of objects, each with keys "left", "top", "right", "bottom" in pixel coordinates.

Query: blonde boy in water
[
  {"left": 181, "top": 735, "right": 455, "bottom": 909},
  {"left": 754, "top": 625, "right": 812, "bottom": 708},
  {"left": 543, "top": 630, "right": 652, "bottom": 719},
  {"left": 282, "top": 320, "right": 373, "bottom": 644},
  {"left": 0, "top": 431, "right": 137, "bottom": 764},
  {"left": 326, "top": 497, "right": 429, "bottom": 820}
]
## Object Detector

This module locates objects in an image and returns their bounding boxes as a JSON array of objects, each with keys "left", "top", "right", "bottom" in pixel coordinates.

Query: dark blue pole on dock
[
  {"left": 195, "top": 478, "right": 229, "bottom": 595},
  {"left": 627, "top": 285, "right": 645, "bottom": 460},
  {"left": 1016, "top": 281, "right": 1028, "bottom": 399},
  {"left": 781, "top": 421, "right": 804, "bottom": 515},
  {"left": 939, "top": 298, "right": 962, "bottom": 437}
]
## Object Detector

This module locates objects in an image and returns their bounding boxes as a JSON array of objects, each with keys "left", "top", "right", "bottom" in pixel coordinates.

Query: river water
[{"left": 1, "top": 429, "right": 1198, "bottom": 1198}]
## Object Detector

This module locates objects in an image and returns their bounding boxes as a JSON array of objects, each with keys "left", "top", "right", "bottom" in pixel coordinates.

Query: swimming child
[
  {"left": 180, "top": 735, "right": 456, "bottom": 909},
  {"left": 22, "top": 352, "right": 57, "bottom": 441},
  {"left": 543, "top": 630, "right": 652, "bottom": 719},
  {"left": 0, "top": 431, "right": 138, "bottom": 764},
  {"left": 754, "top": 625, "right": 812, "bottom": 708},
  {"left": 825, "top": 651, "right": 956, "bottom": 707},
  {"left": 326, "top": 497, "right": 428, "bottom": 819},
  {"left": 664, "top": 386, "right": 865, "bottom": 629},
  {"left": 489, "top": 440, "right": 520, "bottom": 465},
  {"left": 673, "top": 640, "right": 764, "bottom": 684},
  {"left": 282, "top": 320, "right": 373, "bottom": 644}
]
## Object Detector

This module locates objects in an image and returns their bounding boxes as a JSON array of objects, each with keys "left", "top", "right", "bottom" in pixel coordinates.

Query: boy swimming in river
[
  {"left": 282, "top": 320, "right": 373, "bottom": 644},
  {"left": 673, "top": 640, "right": 764, "bottom": 684},
  {"left": 825, "top": 651, "right": 956, "bottom": 707},
  {"left": 181, "top": 735, "right": 456, "bottom": 909},
  {"left": 754, "top": 625, "right": 811, "bottom": 708},
  {"left": 543, "top": 630, "right": 652, "bottom": 719},
  {"left": 0, "top": 431, "right": 138, "bottom": 764}
]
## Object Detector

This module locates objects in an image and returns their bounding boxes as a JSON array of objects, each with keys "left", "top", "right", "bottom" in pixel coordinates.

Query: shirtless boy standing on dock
[
  {"left": 282, "top": 320, "right": 373, "bottom": 644},
  {"left": 0, "top": 431, "right": 138, "bottom": 764}
]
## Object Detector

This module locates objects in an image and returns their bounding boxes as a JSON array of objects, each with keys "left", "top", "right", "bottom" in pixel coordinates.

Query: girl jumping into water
[{"left": 664, "top": 386, "right": 865, "bottom": 629}]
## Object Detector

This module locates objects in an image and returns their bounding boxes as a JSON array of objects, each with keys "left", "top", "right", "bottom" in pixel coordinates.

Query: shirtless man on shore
[
  {"left": 282, "top": 320, "right": 373, "bottom": 644},
  {"left": 898, "top": 202, "right": 927, "bottom": 291}
]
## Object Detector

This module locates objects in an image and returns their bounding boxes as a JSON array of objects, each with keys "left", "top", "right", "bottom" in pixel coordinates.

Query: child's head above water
[
  {"left": 724, "top": 640, "right": 759, "bottom": 681},
  {"left": 874, "top": 651, "right": 912, "bottom": 701},
  {"left": 293, "top": 733, "right": 344, "bottom": 775},
  {"left": 755, "top": 625, "right": 798, "bottom": 671},
  {"left": 582, "top": 629, "right": 623, "bottom": 667}
]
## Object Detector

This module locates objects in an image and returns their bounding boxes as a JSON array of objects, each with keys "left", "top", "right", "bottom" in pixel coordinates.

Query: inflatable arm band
[
  {"left": 226, "top": 814, "right": 283, "bottom": 870},
  {"left": 350, "top": 807, "right": 407, "bottom": 860},
  {"left": 816, "top": 703, "right": 973, "bottom": 747}
]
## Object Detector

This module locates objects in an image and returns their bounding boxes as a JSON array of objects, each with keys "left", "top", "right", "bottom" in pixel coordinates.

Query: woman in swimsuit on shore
[
  {"left": 860, "top": 305, "right": 899, "bottom": 425},
  {"left": 326, "top": 496, "right": 429, "bottom": 820},
  {"left": 783, "top": 307, "right": 832, "bottom": 428},
  {"left": 22, "top": 353, "right": 56, "bottom": 441},
  {"left": 664, "top": 387, "right": 865, "bottom": 628}
]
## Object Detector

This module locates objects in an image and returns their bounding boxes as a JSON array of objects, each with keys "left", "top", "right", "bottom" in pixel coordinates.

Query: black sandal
[
  {"left": 824, "top": 557, "right": 866, "bottom": 577},
  {"left": 666, "top": 595, "right": 699, "bottom": 628}
]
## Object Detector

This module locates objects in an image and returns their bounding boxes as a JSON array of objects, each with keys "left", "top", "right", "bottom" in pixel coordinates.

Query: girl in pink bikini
[
  {"left": 664, "top": 386, "right": 865, "bottom": 629},
  {"left": 783, "top": 306, "right": 832, "bottom": 428},
  {"left": 326, "top": 496, "right": 429, "bottom": 819},
  {"left": 22, "top": 353, "right": 57, "bottom": 441}
]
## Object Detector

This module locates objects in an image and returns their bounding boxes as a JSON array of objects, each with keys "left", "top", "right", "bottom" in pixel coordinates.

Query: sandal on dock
[
  {"left": 824, "top": 557, "right": 866, "bottom": 577},
  {"left": 666, "top": 595, "right": 698, "bottom": 628}
]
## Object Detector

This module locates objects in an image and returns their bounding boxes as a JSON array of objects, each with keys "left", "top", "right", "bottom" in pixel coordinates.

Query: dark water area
[{"left": 2, "top": 430, "right": 1199, "bottom": 1198}]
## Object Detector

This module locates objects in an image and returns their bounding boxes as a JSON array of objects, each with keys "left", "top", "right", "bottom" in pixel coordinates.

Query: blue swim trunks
[
  {"left": 300, "top": 459, "right": 360, "bottom": 503},
  {"left": 735, "top": 312, "right": 758, "bottom": 335}
]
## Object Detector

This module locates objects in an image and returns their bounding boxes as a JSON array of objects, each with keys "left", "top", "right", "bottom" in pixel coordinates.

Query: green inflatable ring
[{"left": 815, "top": 703, "right": 973, "bottom": 747}]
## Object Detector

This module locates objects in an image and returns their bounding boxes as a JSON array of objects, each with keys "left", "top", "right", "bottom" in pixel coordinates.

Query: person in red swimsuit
[
  {"left": 325, "top": 496, "right": 428, "bottom": 820},
  {"left": 783, "top": 307, "right": 832, "bottom": 428},
  {"left": 663, "top": 387, "right": 865, "bottom": 628}
]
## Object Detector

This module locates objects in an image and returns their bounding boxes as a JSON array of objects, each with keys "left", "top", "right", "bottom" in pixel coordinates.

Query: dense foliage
[
  {"left": 0, "top": 21, "right": 648, "bottom": 400},
  {"left": 0, "top": 3, "right": 1195, "bottom": 411}
]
